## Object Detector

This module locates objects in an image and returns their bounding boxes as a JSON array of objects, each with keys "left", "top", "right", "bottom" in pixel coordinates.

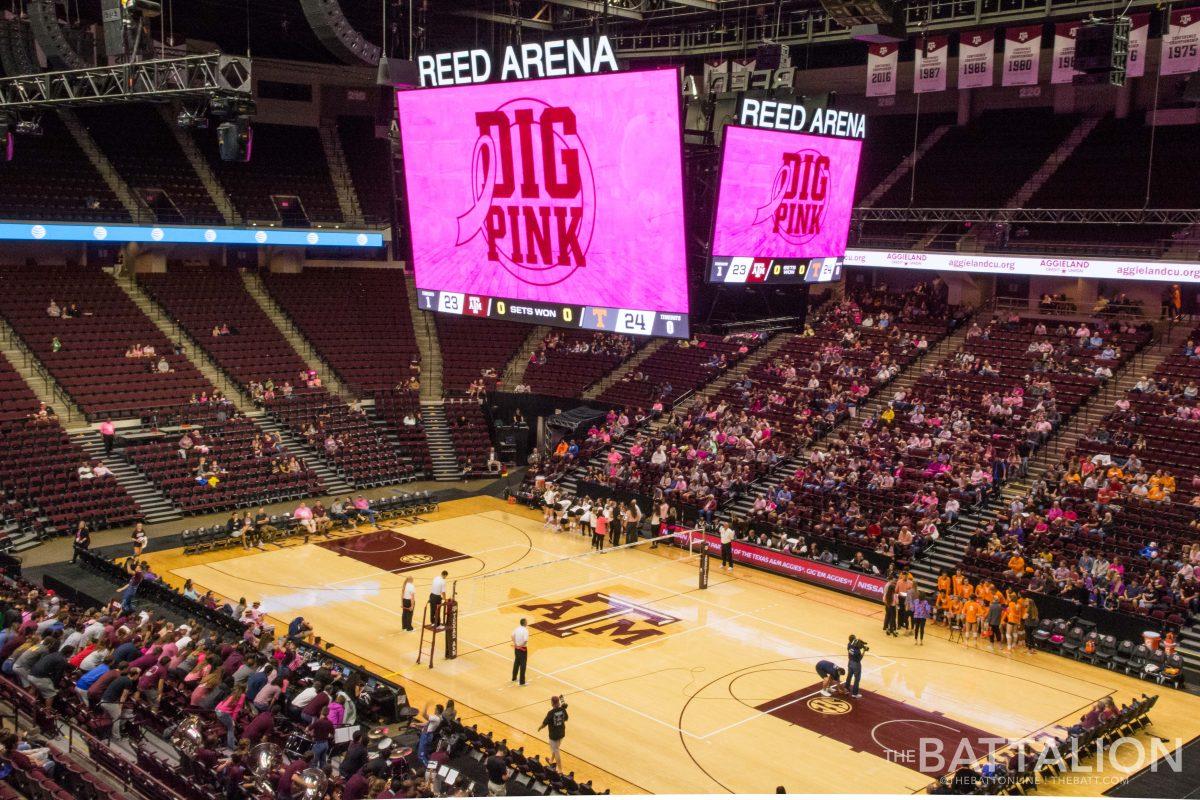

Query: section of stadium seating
[
  {"left": 336, "top": 116, "right": 393, "bottom": 224},
  {"left": 193, "top": 122, "right": 343, "bottom": 224},
  {"left": 0, "top": 112, "right": 129, "bottom": 223},
  {"left": 262, "top": 269, "right": 421, "bottom": 395},
  {"left": 0, "top": 266, "right": 214, "bottom": 421},
  {"left": 523, "top": 331, "right": 642, "bottom": 397},
  {"left": 77, "top": 105, "right": 224, "bottom": 225},
  {"left": 0, "top": 343, "right": 142, "bottom": 536},
  {"left": 434, "top": 315, "right": 530, "bottom": 394},
  {"left": 138, "top": 268, "right": 421, "bottom": 486},
  {"left": 595, "top": 333, "right": 764, "bottom": 409},
  {"left": 124, "top": 414, "right": 324, "bottom": 514}
]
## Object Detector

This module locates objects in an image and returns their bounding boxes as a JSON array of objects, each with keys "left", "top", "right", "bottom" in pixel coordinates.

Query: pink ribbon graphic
[{"left": 456, "top": 133, "right": 498, "bottom": 246}]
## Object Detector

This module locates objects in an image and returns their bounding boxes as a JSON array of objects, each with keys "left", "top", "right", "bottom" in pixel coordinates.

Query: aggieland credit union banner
[{"left": 843, "top": 248, "right": 1200, "bottom": 283}]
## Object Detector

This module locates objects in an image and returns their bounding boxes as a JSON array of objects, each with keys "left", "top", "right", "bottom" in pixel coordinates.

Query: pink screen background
[
  {"left": 395, "top": 69, "right": 688, "bottom": 314},
  {"left": 711, "top": 125, "right": 863, "bottom": 261}
]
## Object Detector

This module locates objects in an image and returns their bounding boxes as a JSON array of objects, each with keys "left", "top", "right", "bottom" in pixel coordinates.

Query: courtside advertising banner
[
  {"left": 1127, "top": 13, "right": 1150, "bottom": 78},
  {"left": 711, "top": 125, "right": 864, "bottom": 262},
  {"left": 1002, "top": 25, "right": 1043, "bottom": 86},
  {"left": 914, "top": 34, "right": 949, "bottom": 93},
  {"left": 676, "top": 531, "right": 887, "bottom": 601},
  {"left": 1161, "top": 7, "right": 1200, "bottom": 75},
  {"left": 957, "top": 30, "right": 996, "bottom": 89},
  {"left": 842, "top": 248, "right": 1200, "bottom": 283},
  {"left": 866, "top": 43, "right": 898, "bottom": 97},
  {"left": 394, "top": 69, "right": 688, "bottom": 315},
  {"left": 1051, "top": 21, "right": 1082, "bottom": 84}
]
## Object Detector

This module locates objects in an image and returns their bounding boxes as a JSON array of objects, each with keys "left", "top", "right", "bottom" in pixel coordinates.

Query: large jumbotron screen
[
  {"left": 709, "top": 124, "right": 863, "bottom": 285},
  {"left": 396, "top": 68, "right": 689, "bottom": 338}
]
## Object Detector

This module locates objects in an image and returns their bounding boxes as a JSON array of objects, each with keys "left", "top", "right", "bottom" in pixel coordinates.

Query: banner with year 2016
[
  {"left": 1002, "top": 24, "right": 1042, "bottom": 86},
  {"left": 957, "top": 30, "right": 995, "bottom": 89},
  {"left": 865, "top": 43, "right": 898, "bottom": 97},
  {"left": 1126, "top": 13, "right": 1150, "bottom": 78},
  {"left": 914, "top": 34, "right": 949, "bottom": 93},
  {"left": 1161, "top": 7, "right": 1200, "bottom": 76}
]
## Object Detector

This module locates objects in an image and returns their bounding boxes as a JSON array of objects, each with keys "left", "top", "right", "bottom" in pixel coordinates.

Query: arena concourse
[{"left": 0, "top": 1, "right": 1198, "bottom": 799}]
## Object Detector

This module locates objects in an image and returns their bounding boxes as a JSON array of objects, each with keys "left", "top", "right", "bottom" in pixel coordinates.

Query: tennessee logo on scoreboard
[
  {"left": 751, "top": 149, "right": 831, "bottom": 245},
  {"left": 464, "top": 295, "right": 490, "bottom": 316},
  {"left": 455, "top": 98, "right": 597, "bottom": 287}
]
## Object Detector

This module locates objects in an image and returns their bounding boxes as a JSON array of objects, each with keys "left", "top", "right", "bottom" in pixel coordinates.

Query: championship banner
[
  {"left": 958, "top": 30, "right": 995, "bottom": 89},
  {"left": 1002, "top": 25, "right": 1042, "bottom": 86},
  {"left": 1160, "top": 7, "right": 1200, "bottom": 76},
  {"left": 1127, "top": 13, "right": 1150, "bottom": 78},
  {"left": 1051, "top": 21, "right": 1082, "bottom": 84},
  {"left": 866, "top": 43, "right": 898, "bottom": 97},
  {"left": 914, "top": 34, "right": 949, "bottom": 93}
]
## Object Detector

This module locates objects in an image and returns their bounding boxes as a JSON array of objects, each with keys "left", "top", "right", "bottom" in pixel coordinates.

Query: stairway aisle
[
  {"left": 114, "top": 274, "right": 252, "bottom": 412},
  {"left": 73, "top": 429, "right": 180, "bottom": 525},
  {"left": 246, "top": 411, "right": 355, "bottom": 496},
  {"left": 241, "top": 273, "right": 353, "bottom": 401},
  {"left": 0, "top": 316, "right": 84, "bottom": 423},
  {"left": 420, "top": 403, "right": 463, "bottom": 481},
  {"left": 909, "top": 325, "right": 1193, "bottom": 593},
  {"left": 404, "top": 273, "right": 445, "bottom": 402},
  {"left": 500, "top": 325, "right": 551, "bottom": 391},
  {"left": 723, "top": 314, "right": 979, "bottom": 520},
  {"left": 582, "top": 339, "right": 666, "bottom": 400}
]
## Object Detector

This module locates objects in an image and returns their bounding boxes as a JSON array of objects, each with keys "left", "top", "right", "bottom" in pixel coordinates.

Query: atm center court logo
[
  {"left": 751, "top": 149, "right": 831, "bottom": 245},
  {"left": 456, "top": 98, "right": 597, "bottom": 287}
]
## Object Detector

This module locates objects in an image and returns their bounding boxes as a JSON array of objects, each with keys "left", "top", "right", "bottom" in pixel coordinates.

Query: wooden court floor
[{"left": 143, "top": 497, "right": 1200, "bottom": 795}]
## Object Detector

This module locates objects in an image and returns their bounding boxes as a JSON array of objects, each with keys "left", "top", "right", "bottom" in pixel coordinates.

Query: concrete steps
[
  {"left": 404, "top": 273, "right": 444, "bottom": 401},
  {"left": 724, "top": 315, "right": 979, "bottom": 519},
  {"left": 0, "top": 316, "right": 84, "bottom": 423},
  {"left": 114, "top": 274, "right": 252, "bottom": 411},
  {"left": 500, "top": 325, "right": 551, "bottom": 391},
  {"left": 911, "top": 326, "right": 1189, "bottom": 593},
  {"left": 57, "top": 108, "right": 148, "bottom": 222},
  {"left": 72, "top": 428, "right": 180, "bottom": 524},
  {"left": 157, "top": 105, "right": 241, "bottom": 225},
  {"left": 318, "top": 119, "right": 365, "bottom": 226},
  {"left": 246, "top": 410, "right": 355, "bottom": 496},
  {"left": 241, "top": 272, "right": 354, "bottom": 401},
  {"left": 420, "top": 402, "right": 462, "bottom": 480},
  {"left": 582, "top": 338, "right": 666, "bottom": 400},
  {"left": 692, "top": 331, "right": 789, "bottom": 405},
  {"left": 860, "top": 123, "right": 952, "bottom": 208}
]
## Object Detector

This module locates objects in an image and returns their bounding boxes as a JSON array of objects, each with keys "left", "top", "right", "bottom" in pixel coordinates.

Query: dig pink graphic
[
  {"left": 712, "top": 126, "right": 862, "bottom": 261},
  {"left": 395, "top": 69, "right": 688, "bottom": 313}
]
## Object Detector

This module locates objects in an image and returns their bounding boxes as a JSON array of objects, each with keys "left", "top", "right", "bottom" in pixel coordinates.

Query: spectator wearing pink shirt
[{"left": 98, "top": 419, "right": 116, "bottom": 455}]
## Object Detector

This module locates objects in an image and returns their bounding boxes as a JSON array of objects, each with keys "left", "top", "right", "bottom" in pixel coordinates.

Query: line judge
[{"left": 512, "top": 618, "right": 529, "bottom": 685}]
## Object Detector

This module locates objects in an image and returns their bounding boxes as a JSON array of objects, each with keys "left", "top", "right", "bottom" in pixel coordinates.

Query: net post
[
  {"left": 443, "top": 599, "right": 458, "bottom": 660},
  {"left": 697, "top": 528, "right": 710, "bottom": 590}
]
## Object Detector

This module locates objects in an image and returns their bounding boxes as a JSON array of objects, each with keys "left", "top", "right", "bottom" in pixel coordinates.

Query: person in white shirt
[
  {"left": 429, "top": 570, "right": 448, "bottom": 627},
  {"left": 719, "top": 522, "right": 736, "bottom": 570},
  {"left": 401, "top": 577, "right": 416, "bottom": 632},
  {"left": 512, "top": 619, "right": 529, "bottom": 685}
]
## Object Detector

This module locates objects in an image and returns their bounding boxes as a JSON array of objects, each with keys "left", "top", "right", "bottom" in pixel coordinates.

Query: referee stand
[{"left": 416, "top": 600, "right": 458, "bottom": 668}]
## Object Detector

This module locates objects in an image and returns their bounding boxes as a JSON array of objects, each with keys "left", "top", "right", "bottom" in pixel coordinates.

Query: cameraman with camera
[
  {"left": 538, "top": 695, "right": 569, "bottom": 770},
  {"left": 845, "top": 635, "right": 868, "bottom": 698}
]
